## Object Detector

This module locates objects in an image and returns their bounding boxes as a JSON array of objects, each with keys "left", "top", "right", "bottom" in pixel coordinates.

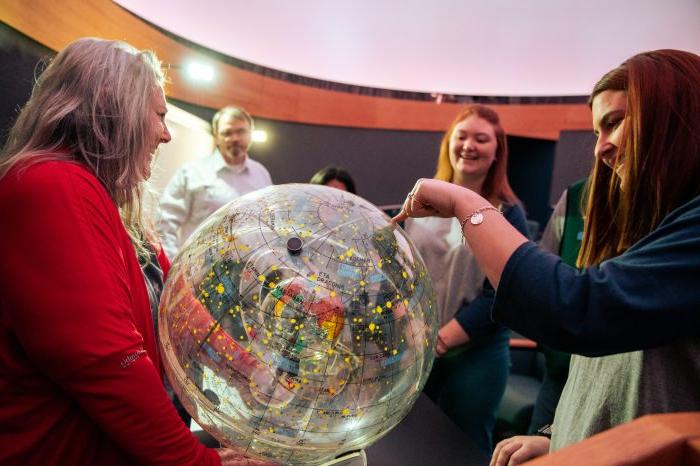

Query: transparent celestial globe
[{"left": 158, "top": 184, "right": 438, "bottom": 465}]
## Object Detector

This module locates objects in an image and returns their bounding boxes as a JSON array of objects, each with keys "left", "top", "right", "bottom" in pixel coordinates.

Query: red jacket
[{"left": 0, "top": 160, "right": 220, "bottom": 466}]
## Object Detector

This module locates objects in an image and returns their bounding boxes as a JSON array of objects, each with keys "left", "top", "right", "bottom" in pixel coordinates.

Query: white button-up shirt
[{"left": 157, "top": 150, "right": 272, "bottom": 259}]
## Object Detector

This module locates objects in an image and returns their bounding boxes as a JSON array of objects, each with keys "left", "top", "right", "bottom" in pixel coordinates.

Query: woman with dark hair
[
  {"left": 394, "top": 49, "right": 700, "bottom": 465},
  {"left": 0, "top": 38, "right": 272, "bottom": 466},
  {"left": 309, "top": 165, "right": 357, "bottom": 194},
  {"left": 404, "top": 105, "right": 529, "bottom": 454}
]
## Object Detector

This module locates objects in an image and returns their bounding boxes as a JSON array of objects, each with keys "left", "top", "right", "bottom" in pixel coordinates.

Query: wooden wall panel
[{"left": 1, "top": 0, "right": 593, "bottom": 139}]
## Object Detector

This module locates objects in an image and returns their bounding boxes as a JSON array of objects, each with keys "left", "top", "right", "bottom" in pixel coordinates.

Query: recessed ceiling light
[
  {"left": 186, "top": 62, "right": 214, "bottom": 82},
  {"left": 252, "top": 130, "right": 268, "bottom": 142}
]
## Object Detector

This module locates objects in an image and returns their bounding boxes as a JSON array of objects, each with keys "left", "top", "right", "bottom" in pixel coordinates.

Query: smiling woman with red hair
[{"left": 405, "top": 104, "right": 529, "bottom": 454}]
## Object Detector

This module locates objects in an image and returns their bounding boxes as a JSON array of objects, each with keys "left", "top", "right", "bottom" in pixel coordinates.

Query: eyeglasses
[{"left": 219, "top": 128, "right": 250, "bottom": 138}]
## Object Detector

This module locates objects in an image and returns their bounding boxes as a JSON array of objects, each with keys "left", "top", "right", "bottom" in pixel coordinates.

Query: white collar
[{"left": 211, "top": 149, "right": 248, "bottom": 174}]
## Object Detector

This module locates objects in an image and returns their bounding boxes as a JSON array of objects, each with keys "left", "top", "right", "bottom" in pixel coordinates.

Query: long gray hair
[{"left": 1, "top": 37, "right": 166, "bottom": 261}]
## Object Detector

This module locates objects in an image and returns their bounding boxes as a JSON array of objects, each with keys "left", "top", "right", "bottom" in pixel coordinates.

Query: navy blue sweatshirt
[{"left": 493, "top": 195, "right": 700, "bottom": 357}]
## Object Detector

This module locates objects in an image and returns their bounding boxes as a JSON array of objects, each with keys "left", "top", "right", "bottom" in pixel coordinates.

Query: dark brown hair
[{"left": 310, "top": 166, "right": 357, "bottom": 194}]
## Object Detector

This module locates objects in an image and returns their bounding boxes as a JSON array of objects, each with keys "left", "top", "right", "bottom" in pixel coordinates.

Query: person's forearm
[
  {"left": 437, "top": 319, "right": 470, "bottom": 355},
  {"left": 453, "top": 193, "right": 529, "bottom": 288}
]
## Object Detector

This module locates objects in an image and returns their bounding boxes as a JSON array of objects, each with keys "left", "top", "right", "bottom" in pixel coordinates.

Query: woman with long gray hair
[{"left": 0, "top": 37, "right": 272, "bottom": 466}]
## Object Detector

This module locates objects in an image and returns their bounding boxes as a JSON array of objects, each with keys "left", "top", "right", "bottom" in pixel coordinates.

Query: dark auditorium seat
[{"left": 493, "top": 334, "right": 545, "bottom": 443}]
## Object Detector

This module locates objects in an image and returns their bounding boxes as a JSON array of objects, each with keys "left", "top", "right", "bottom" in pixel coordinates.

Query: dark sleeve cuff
[{"left": 455, "top": 287, "right": 500, "bottom": 341}]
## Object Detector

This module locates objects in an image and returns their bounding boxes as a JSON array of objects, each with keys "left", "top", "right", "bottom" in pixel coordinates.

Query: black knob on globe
[{"left": 287, "top": 236, "right": 303, "bottom": 255}]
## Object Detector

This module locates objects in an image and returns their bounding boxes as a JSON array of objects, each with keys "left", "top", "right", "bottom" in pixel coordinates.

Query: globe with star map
[{"left": 158, "top": 184, "right": 438, "bottom": 465}]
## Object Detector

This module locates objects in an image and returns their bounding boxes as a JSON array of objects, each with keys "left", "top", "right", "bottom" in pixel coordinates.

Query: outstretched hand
[{"left": 392, "top": 179, "right": 467, "bottom": 224}]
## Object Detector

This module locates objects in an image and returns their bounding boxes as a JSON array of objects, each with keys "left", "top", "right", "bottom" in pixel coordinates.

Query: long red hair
[{"left": 578, "top": 49, "right": 700, "bottom": 266}]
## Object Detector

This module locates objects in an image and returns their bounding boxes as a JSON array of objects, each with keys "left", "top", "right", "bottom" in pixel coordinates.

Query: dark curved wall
[
  {"left": 1, "top": 23, "right": 574, "bottom": 232},
  {"left": 0, "top": 23, "right": 53, "bottom": 143},
  {"left": 174, "top": 98, "right": 556, "bottom": 230}
]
